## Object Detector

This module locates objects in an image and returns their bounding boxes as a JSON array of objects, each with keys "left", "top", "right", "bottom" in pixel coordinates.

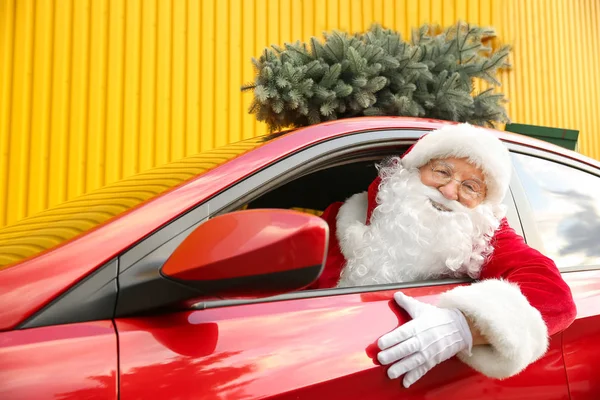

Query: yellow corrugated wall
[{"left": 1, "top": 0, "right": 599, "bottom": 228}]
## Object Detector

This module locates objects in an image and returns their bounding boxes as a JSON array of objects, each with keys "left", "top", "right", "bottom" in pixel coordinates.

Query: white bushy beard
[{"left": 337, "top": 159, "right": 503, "bottom": 288}]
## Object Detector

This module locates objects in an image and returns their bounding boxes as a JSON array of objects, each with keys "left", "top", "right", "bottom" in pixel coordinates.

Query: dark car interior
[{"left": 246, "top": 159, "right": 381, "bottom": 213}]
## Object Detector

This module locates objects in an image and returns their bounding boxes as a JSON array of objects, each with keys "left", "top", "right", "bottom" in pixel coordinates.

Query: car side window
[{"left": 512, "top": 153, "right": 600, "bottom": 269}]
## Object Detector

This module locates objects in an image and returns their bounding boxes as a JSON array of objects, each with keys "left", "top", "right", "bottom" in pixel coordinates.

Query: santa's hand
[{"left": 377, "top": 292, "right": 473, "bottom": 388}]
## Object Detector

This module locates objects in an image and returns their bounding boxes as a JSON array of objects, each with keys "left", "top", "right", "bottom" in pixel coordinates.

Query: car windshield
[{"left": 0, "top": 136, "right": 267, "bottom": 270}]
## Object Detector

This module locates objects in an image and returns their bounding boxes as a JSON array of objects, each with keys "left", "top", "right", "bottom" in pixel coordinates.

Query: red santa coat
[{"left": 310, "top": 176, "right": 577, "bottom": 379}]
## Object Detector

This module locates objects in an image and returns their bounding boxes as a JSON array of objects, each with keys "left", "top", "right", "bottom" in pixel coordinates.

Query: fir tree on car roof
[{"left": 243, "top": 22, "right": 511, "bottom": 132}]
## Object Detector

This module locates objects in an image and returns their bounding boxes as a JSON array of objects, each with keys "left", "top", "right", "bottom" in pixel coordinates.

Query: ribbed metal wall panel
[{"left": 0, "top": 0, "right": 599, "bottom": 227}]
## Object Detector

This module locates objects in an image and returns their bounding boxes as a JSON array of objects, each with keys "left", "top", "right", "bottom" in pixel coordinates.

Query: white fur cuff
[{"left": 438, "top": 279, "right": 549, "bottom": 379}]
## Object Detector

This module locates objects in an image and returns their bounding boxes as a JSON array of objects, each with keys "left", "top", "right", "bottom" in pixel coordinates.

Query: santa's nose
[{"left": 438, "top": 182, "right": 459, "bottom": 201}]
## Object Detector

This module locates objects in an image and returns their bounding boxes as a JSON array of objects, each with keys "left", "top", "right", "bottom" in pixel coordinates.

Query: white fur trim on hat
[
  {"left": 438, "top": 279, "right": 549, "bottom": 379},
  {"left": 401, "top": 123, "right": 511, "bottom": 205}
]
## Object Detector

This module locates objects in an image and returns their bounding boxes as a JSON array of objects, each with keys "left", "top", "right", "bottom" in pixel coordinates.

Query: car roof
[{"left": 0, "top": 116, "right": 596, "bottom": 330}]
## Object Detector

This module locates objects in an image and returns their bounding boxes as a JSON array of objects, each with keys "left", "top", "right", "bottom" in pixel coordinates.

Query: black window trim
[
  {"left": 17, "top": 258, "right": 119, "bottom": 329},
  {"left": 192, "top": 278, "right": 474, "bottom": 310}
]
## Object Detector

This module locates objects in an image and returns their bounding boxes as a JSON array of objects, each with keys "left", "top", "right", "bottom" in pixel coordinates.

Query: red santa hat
[{"left": 366, "top": 123, "right": 511, "bottom": 223}]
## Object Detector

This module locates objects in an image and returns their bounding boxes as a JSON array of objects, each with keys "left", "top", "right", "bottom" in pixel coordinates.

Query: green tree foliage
[{"left": 242, "top": 22, "right": 511, "bottom": 131}]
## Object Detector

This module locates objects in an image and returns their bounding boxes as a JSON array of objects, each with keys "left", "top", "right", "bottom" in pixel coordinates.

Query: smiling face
[
  {"left": 337, "top": 157, "right": 501, "bottom": 288},
  {"left": 419, "top": 157, "right": 487, "bottom": 209}
]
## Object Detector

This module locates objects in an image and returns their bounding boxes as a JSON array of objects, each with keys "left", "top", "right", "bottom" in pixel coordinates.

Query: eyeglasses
[{"left": 429, "top": 162, "right": 486, "bottom": 201}]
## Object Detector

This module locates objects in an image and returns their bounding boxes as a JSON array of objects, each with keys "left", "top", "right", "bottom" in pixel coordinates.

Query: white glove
[{"left": 377, "top": 292, "right": 473, "bottom": 388}]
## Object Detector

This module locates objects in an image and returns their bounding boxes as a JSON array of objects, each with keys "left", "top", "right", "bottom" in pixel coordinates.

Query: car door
[
  {"left": 115, "top": 285, "right": 570, "bottom": 399},
  {"left": 510, "top": 149, "right": 600, "bottom": 400},
  {"left": 111, "top": 129, "right": 572, "bottom": 399},
  {"left": 0, "top": 321, "right": 118, "bottom": 400},
  {"left": 0, "top": 259, "right": 120, "bottom": 400}
]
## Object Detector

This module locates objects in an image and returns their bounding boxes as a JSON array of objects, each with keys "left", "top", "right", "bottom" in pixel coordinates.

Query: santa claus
[{"left": 310, "top": 123, "right": 577, "bottom": 388}]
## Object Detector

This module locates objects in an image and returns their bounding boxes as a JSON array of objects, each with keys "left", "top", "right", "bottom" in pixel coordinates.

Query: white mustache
[{"left": 419, "top": 185, "right": 469, "bottom": 213}]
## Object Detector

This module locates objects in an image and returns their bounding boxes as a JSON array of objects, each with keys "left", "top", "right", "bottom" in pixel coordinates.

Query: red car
[{"left": 1, "top": 117, "right": 599, "bottom": 399}]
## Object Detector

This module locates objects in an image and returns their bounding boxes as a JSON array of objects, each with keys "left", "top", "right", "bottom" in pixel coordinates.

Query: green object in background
[{"left": 505, "top": 123, "right": 579, "bottom": 151}]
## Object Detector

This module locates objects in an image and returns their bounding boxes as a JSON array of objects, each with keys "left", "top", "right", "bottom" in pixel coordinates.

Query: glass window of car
[{"left": 512, "top": 153, "right": 600, "bottom": 269}]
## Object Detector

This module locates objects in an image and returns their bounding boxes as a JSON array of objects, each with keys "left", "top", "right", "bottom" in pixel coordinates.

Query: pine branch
[
  {"left": 364, "top": 76, "right": 387, "bottom": 92},
  {"left": 320, "top": 63, "right": 342, "bottom": 89},
  {"left": 347, "top": 46, "right": 366, "bottom": 75},
  {"left": 241, "top": 83, "right": 256, "bottom": 91},
  {"left": 304, "top": 60, "right": 323, "bottom": 79},
  {"left": 310, "top": 37, "right": 326, "bottom": 59},
  {"left": 285, "top": 42, "right": 315, "bottom": 64}
]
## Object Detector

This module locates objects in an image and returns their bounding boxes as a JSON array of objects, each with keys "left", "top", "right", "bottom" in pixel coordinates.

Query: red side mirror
[{"left": 161, "top": 209, "right": 328, "bottom": 298}]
